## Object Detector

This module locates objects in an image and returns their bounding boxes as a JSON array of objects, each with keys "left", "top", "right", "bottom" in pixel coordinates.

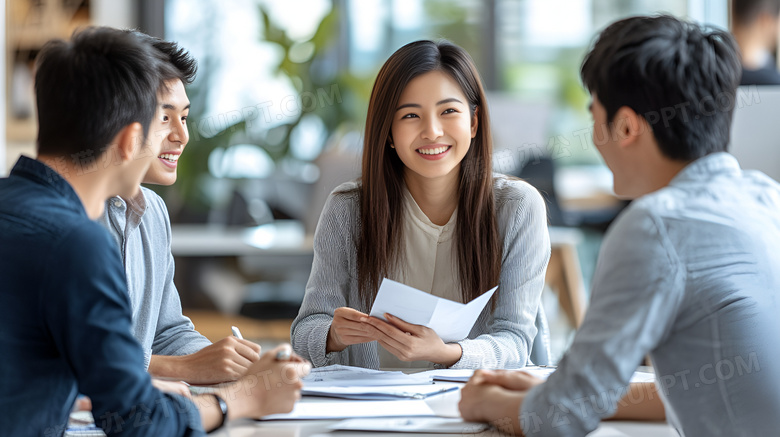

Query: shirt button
[{"left": 113, "top": 200, "right": 123, "bottom": 208}]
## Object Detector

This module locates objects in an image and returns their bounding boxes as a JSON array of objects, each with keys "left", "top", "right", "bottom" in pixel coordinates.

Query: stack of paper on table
[
  {"left": 301, "top": 364, "right": 460, "bottom": 400},
  {"left": 303, "top": 364, "right": 432, "bottom": 387},
  {"left": 270, "top": 360, "right": 446, "bottom": 420},
  {"left": 302, "top": 383, "right": 459, "bottom": 400},
  {"left": 369, "top": 279, "right": 497, "bottom": 343},
  {"left": 65, "top": 411, "right": 104, "bottom": 436},
  {"left": 417, "top": 366, "right": 656, "bottom": 384},
  {"left": 415, "top": 368, "right": 477, "bottom": 383}
]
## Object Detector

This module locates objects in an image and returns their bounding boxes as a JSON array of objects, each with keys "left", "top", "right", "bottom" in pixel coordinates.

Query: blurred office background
[{"left": 4, "top": 0, "right": 739, "bottom": 360}]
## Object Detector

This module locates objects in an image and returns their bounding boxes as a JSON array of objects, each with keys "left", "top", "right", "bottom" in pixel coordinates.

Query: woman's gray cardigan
[{"left": 291, "top": 177, "right": 551, "bottom": 369}]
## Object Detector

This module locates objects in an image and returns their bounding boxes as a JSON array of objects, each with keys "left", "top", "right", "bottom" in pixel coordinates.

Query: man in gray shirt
[
  {"left": 99, "top": 35, "right": 262, "bottom": 384},
  {"left": 459, "top": 15, "right": 780, "bottom": 436}
]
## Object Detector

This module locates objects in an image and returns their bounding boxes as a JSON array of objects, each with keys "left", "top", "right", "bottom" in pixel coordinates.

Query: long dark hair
[{"left": 356, "top": 40, "right": 501, "bottom": 309}]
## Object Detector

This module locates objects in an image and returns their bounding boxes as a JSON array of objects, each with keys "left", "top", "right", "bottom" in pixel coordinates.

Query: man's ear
[
  {"left": 113, "top": 122, "right": 144, "bottom": 162},
  {"left": 613, "top": 106, "right": 645, "bottom": 149},
  {"left": 471, "top": 106, "right": 479, "bottom": 138}
]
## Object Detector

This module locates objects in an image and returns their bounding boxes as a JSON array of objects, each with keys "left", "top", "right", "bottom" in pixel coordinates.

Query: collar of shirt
[
  {"left": 107, "top": 189, "right": 147, "bottom": 237},
  {"left": 11, "top": 156, "right": 84, "bottom": 214},
  {"left": 669, "top": 152, "right": 741, "bottom": 186}
]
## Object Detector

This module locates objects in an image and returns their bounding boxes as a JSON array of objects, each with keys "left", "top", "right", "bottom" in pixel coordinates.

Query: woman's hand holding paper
[
  {"left": 361, "top": 313, "right": 463, "bottom": 366},
  {"left": 326, "top": 307, "right": 376, "bottom": 353}
]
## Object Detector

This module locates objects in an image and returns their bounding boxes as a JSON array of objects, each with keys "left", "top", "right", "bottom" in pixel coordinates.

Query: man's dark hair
[
  {"left": 131, "top": 31, "right": 197, "bottom": 84},
  {"left": 34, "top": 27, "right": 178, "bottom": 159},
  {"left": 581, "top": 15, "right": 742, "bottom": 161},
  {"left": 732, "top": 0, "right": 780, "bottom": 27}
]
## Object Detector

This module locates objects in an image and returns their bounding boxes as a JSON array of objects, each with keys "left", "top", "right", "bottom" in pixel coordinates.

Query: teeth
[
  {"left": 417, "top": 146, "right": 449, "bottom": 155},
  {"left": 159, "top": 153, "right": 180, "bottom": 162}
]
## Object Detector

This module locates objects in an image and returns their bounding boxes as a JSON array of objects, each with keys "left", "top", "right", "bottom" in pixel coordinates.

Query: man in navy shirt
[{"left": 0, "top": 27, "right": 309, "bottom": 436}]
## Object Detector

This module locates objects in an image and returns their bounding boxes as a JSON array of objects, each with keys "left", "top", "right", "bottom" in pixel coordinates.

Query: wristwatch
[{"left": 212, "top": 393, "right": 228, "bottom": 429}]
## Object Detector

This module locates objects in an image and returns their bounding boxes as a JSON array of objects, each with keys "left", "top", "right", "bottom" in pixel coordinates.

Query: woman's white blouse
[{"left": 379, "top": 187, "right": 461, "bottom": 369}]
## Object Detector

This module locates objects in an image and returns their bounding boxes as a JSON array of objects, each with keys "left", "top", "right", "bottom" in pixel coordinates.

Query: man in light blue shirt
[
  {"left": 459, "top": 15, "right": 780, "bottom": 436},
  {"left": 98, "top": 35, "right": 263, "bottom": 385}
]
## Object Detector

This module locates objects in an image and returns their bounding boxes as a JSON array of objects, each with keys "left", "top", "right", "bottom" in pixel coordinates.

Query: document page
[
  {"left": 303, "top": 364, "right": 432, "bottom": 387},
  {"left": 261, "top": 399, "right": 437, "bottom": 420},
  {"left": 302, "top": 383, "right": 459, "bottom": 400},
  {"left": 415, "top": 368, "right": 475, "bottom": 383},
  {"left": 417, "top": 366, "right": 656, "bottom": 384},
  {"left": 369, "top": 279, "right": 497, "bottom": 342}
]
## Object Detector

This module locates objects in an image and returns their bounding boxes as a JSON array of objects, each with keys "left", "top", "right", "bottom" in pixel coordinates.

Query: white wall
[
  {"left": 91, "top": 0, "right": 138, "bottom": 29},
  {"left": 688, "top": 0, "right": 729, "bottom": 29}
]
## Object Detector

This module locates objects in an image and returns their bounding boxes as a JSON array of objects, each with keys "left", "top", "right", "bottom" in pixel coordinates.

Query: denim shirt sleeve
[
  {"left": 520, "top": 206, "right": 685, "bottom": 436},
  {"left": 41, "top": 224, "right": 204, "bottom": 436}
]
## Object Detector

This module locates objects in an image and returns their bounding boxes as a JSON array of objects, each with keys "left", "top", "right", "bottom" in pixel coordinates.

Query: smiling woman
[
  {"left": 390, "top": 70, "right": 477, "bottom": 192},
  {"left": 291, "top": 40, "right": 552, "bottom": 371}
]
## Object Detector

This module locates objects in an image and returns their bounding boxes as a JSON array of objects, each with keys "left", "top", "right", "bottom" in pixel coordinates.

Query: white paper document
[
  {"left": 416, "top": 368, "right": 476, "bottom": 383},
  {"left": 303, "top": 364, "right": 432, "bottom": 387},
  {"left": 302, "top": 383, "right": 459, "bottom": 400},
  {"left": 329, "top": 418, "right": 490, "bottom": 433},
  {"left": 586, "top": 426, "right": 633, "bottom": 436},
  {"left": 417, "top": 366, "right": 656, "bottom": 384},
  {"left": 629, "top": 371, "right": 656, "bottom": 383},
  {"left": 369, "top": 278, "right": 497, "bottom": 343},
  {"left": 261, "top": 399, "right": 437, "bottom": 420}
]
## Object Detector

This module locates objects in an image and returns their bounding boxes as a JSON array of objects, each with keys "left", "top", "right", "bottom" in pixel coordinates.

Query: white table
[
  {"left": 210, "top": 386, "right": 675, "bottom": 437},
  {"left": 170, "top": 221, "right": 313, "bottom": 257}
]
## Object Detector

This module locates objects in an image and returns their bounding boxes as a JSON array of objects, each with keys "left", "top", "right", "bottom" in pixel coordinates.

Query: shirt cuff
[
  {"left": 519, "top": 381, "right": 591, "bottom": 437},
  {"left": 165, "top": 393, "right": 206, "bottom": 436},
  {"left": 447, "top": 340, "right": 478, "bottom": 369}
]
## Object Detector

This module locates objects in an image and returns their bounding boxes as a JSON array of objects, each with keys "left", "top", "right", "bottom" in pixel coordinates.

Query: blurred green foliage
[{"left": 151, "top": 2, "right": 374, "bottom": 220}]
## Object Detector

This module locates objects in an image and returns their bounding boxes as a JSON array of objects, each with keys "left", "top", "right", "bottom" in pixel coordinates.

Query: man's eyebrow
[
  {"left": 395, "top": 98, "right": 464, "bottom": 111},
  {"left": 161, "top": 103, "right": 191, "bottom": 110}
]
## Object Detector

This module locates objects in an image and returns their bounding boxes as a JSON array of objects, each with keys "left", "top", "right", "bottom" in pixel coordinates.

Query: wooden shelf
[{"left": 6, "top": 0, "right": 91, "bottom": 143}]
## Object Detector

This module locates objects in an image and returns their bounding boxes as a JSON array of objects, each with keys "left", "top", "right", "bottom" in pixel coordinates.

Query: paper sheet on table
[
  {"left": 417, "top": 366, "right": 657, "bottom": 384},
  {"left": 369, "top": 279, "right": 497, "bottom": 343},
  {"left": 303, "top": 383, "right": 458, "bottom": 400},
  {"left": 66, "top": 411, "right": 104, "bottom": 436},
  {"left": 303, "top": 364, "right": 432, "bottom": 387},
  {"left": 416, "top": 368, "right": 476, "bottom": 383},
  {"left": 329, "top": 418, "right": 490, "bottom": 433},
  {"left": 586, "top": 425, "right": 632, "bottom": 436},
  {"left": 629, "top": 371, "right": 656, "bottom": 383},
  {"left": 261, "top": 399, "right": 437, "bottom": 420}
]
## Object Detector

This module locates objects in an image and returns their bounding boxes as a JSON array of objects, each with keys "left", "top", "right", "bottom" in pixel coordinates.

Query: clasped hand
[
  {"left": 458, "top": 369, "right": 544, "bottom": 436},
  {"left": 326, "top": 307, "right": 462, "bottom": 366}
]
